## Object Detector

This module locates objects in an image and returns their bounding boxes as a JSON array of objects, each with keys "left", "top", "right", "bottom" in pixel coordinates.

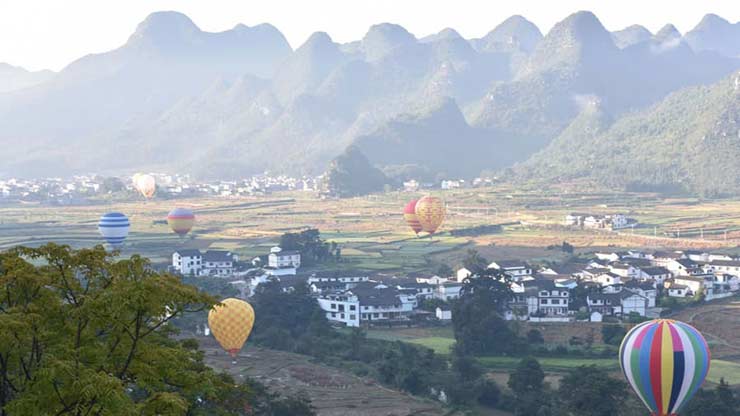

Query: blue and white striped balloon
[{"left": 98, "top": 212, "right": 130, "bottom": 247}]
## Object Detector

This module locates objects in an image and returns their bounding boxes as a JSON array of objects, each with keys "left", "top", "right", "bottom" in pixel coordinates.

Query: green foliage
[
  {"left": 526, "top": 329, "right": 545, "bottom": 344},
  {"left": 556, "top": 365, "right": 628, "bottom": 416},
  {"left": 0, "top": 243, "right": 249, "bottom": 415},
  {"left": 507, "top": 357, "right": 550, "bottom": 416},
  {"left": 100, "top": 176, "right": 126, "bottom": 194},
  {"left": 325, "top": 145, "right": 389, "bottom": 198},
  {"left": 435, "top": 263, "right": 454, "bottom": 278},
  {"left": 601, "top": 325, "right": 627, "bottom": 346},
  {"left": 517, "top": 74, "right": 740, "bottom": 196},
  {"left": 249, "top": 279, "right": 500, "bottom": 406},
  {"left": 683, "top": 378, "right": 739, "bottom": 416},
  {"left": 279, "top": 229, "right": 337, "bottom": 266},
  {"left": 452, "top": 258, "right": 522, "bottom": 355}
]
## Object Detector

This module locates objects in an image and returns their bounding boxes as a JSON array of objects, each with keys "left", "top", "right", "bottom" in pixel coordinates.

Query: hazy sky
[{"left": 1, "top": 0, "right": 738, "bottom": 71}]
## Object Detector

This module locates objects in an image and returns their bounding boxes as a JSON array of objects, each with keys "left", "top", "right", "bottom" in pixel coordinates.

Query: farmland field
[
  {"left": 200, "top": 338, "right": 454, "bottom": 416},
  {"left": 5, "top": 185, "right": 740, "bottom": 274}
]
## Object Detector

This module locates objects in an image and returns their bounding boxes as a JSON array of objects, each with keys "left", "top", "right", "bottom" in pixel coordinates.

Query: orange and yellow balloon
[
  {"left": 133, "top": 173, "right": 156, "bottom": 199},
  {"left": 208, "top": 298, "right": 255, "bottom": 358},
  {"left": 415, "top": 196, "right": 445, "bottom": 234}
]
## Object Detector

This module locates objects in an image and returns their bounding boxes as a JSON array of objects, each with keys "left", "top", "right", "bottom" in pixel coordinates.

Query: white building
[
  {"left": 704, "top": 260, "right": 740, "bottom": 276},
  {"left": 317, "top": 283, "right": 416, "bottom": 327},
  {"left": 436, "top": 307, "right": 452, "bottom": 321},
  {"left": 172, "top": 249, "right": 237, "bottom": 276},
  {"left": 435, "top": 282, "right": 463, "bottom": 301},
  {"left": 488, "top": 260, "right": 533, "bottom": 281},
  {"left": 172, "top": 249, "right": 203, "bottom": 275},
  {"left": 593, "top": 272, "right": 622, "bottom": 287},
  {"left": 268, "top": 247, "right": 301, "bottom": 269},
  {"left": 638, "top": 267, "right": 672, "bottom": 284},
  {"left": 587, "top": 290, "right": 647, "bottom": 316},
  {"left": 456, "top": 267, "right": 472, "bottom": 280},
  {"left": 202, "top": 250, "right": 237, "bottom": 276}
]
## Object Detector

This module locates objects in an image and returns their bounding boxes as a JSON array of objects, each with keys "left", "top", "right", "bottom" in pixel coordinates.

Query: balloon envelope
[
  {"left": 403, "top": 199, "right": 423, "bottom": 234},
  {"left": 208, "top": 298, "right": 255, "bottom": 358},
  {"left": 415, "top": 196, "right": 445, "bottom": 234},
  {"left": 98, "top": 212, "right": 130, "bottom": 247},
  {"left": 167, "top": 207, "right": 195, "bottom": 236},
  {"left": 135, "top": 174, "right": 156, "bottom": 198},
  {"left": 619, "top": 319, "right": 710, "bottom": 416}
]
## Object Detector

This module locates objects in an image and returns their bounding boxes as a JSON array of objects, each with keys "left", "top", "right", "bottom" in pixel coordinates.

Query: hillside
[
  {"left": 0, "top": 63, "right": 54, "bottom": 93},
  {"left": 516, "top": 72, "right": 740, "bottom": 196},
  {"left": 0, "top": 10, "right": 737, "bottom": 181}
]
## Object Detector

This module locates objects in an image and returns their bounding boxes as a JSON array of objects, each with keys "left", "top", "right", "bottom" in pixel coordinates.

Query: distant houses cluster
[
  {"left": 170, "top": 245, "right": 739, "bottom": 328},
  {"left": 564, "top": 213, "right": 636, "bottom": 230}
]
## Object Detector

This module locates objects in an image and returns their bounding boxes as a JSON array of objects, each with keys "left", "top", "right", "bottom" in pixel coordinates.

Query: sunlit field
[{"left": 4, "top": 185, "right": 740, "bottom": 272}]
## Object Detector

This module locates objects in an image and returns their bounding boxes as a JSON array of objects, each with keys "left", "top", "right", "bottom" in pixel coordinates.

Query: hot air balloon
[
  {"left": 208, "top": 298, "right": 255, "bottom": 358},
  {"left": 98, "top": 212, "right": 130, "bottom": 248},
  {"left": 403, "top": 200, "right": 423, "bottom": 235},
  {"left": 619, "top": 319, "right": 710, "bottom": 416},
  {"left": 415, "top": 196, "right": 445, "bottom": 234},
  {"left": 167, "top": 207, "right": 195, "bottom": 237},
  {"left": 134, "top": 174, "right": 156, "bottom": 199}
]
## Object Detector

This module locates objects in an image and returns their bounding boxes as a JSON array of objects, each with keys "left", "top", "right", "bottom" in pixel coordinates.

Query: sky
[{"left": 0, "top": 0, "right": 738, "bottom": 71}]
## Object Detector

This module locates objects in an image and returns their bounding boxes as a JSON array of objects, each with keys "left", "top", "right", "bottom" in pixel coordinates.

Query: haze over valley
[{"left": 0, "top": 10, "right": 738, "bottom": 195}]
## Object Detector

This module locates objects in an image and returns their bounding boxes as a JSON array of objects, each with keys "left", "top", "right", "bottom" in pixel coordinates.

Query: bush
[
  {"left": 476, "top": 379, "right": 502, "bottom": 407},
  {"left": 601, "top": 325, "right": 627, "bottom": 346},
  {"left": 527, "top": 329, "right": 545, "bottom": 344}
]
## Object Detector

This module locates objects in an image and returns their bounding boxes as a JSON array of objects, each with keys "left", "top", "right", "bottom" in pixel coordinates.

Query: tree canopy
[{"left": 0, "top": 243, "right": 312, "bottom": 416}]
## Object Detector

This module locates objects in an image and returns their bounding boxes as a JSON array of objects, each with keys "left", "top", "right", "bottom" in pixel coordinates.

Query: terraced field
[{"left": 200, "top": 339, "right": 453, "bottom": 416}]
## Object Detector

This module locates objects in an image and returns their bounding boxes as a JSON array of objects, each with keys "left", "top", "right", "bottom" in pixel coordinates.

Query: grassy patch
[
  {"left": 478, "top": 356, "right": 619, "bottom": 372},
  {"left": 707, "top": 360, "right": 740, "bottom": 385}
]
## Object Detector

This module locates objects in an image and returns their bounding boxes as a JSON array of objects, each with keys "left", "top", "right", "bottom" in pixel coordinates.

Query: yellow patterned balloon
[
  {"left": 415, "top": 196, "right": 445, "bottom": 234},
  {"left": 208, "top": 298, "right": 255, "bottom": 357}
]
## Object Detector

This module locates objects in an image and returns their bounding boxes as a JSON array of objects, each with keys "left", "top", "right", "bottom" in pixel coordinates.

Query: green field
[
  {"left": 707, "top": 359, "right": 740, "bottom": 385},
  {"left": 478, "top": 356, "right": 619, "bottom": 372}
]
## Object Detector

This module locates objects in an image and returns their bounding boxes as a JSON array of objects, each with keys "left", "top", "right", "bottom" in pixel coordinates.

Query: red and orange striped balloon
[{"left": 403, "top": 199, "right": 423, "bottom": 235}]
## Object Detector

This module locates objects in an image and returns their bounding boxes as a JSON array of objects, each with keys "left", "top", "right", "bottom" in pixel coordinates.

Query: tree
[
  {"left": 436, "top": 263, "right": 454, "bottom": 278},
  {"left": 508, "top": 357, "right": 549, "bottom": 416},
  {"left": 279, "top": 229, "right": 334, "bottom": 266},
  {"left": 452, "top": 265, "right": 520, "bottom": 355},
  {"left": 461, "top": 249, "right": 488, "bottom": 275},
  {"left": 508, "top": 357, "right": 545, "bottom": 395},
  {"left": 683, "top": 378, "right": 738, "bottom": 416},
  {"left": 601, "top": 325, "right": 627, "bottom": 346},
  {"left": 0, "top": 243, "right": 248, "bottom": 415},
  {"left": 526, "top": 329, "right": 545, "bottom": 344},
  {"left": 325, "top": 145, "right": 389, "bottom": 197},
  {"left": 100, "top": 176, "right": 125, "bottom": 194},
  {"left": 557, "top": 365, "right": 628, "bottom": 416},
  {"left": 561, "top": 241, "right": 574, "bottom": 254}
]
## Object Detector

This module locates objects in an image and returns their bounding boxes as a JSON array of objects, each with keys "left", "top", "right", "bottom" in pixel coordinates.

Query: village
[
  {"left": 170, "top": 243, "right": 740, "bottom": 329},
  {"left": 0, "top": 173, "right": 324, "bottom": 204}
]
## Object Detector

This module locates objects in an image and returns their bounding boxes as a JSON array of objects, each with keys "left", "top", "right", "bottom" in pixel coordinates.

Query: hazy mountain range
[{"left": 0, "top": 10, "right": 738, "bottom": 194}]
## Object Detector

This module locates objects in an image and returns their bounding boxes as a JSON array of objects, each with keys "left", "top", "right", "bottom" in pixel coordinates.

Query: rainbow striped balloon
[
  {"left": 619, "top": 319, "right": 710, "bottom": 416},
  {"left": 97, "top": 212, "right": 130, "bottom": 248},
  {"left": 167, "top": 207, "right": 195, "bottom": 237}
]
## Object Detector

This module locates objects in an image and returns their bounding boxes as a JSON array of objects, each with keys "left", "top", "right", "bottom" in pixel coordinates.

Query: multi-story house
[
  {"left": 317, "top": 283, "right": 415, "bottom": 327},
  {"left": 488, "top": 260, "right": 533, "bottom": 281},
  {"left": 172, "top": 249, "right": 237, "bottom": 276},
  {"left": 172, "top": 249, "right": 202, "bottom": 275}
]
